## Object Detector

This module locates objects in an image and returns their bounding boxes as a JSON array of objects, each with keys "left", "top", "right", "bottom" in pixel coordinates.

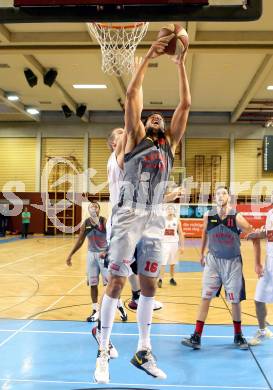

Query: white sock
[
  {"left": 92, "top": 302, "right": 99, "bottom": 312},
  {"left": 100, "top": 294, "right": 118, "bottom": 350},
  {"left": 117, "top": 298, "right": 123, "bottom": 308},
  {"left": 129, "top": 273, "right": 140, "bottom": 292},
  {"left": 137, "top": 294, "right": 154, "bottom": 351}
]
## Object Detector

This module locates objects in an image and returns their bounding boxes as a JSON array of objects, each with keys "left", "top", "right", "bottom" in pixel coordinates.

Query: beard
[{"left": 146, "top": 126, "right": 165, "bottom": 139}]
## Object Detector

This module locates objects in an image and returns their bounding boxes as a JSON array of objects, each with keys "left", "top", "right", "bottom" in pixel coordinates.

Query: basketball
[{"left": 157, "top": 24, "right": 189, "bottom": 56}]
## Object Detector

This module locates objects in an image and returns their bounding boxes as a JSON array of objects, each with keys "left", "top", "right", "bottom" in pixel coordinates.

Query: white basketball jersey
[
  {"left": 266, "top": 208, "right": 273, "bottom": 257},
  {"left": 163, "top": 216, "right": 179, "bottom": 243},
  {"left": 106, "top": 152, "right": 124, "bottom": 243},
  {"left": 107, "top": 151, "right": 124, "bottom": 208}
]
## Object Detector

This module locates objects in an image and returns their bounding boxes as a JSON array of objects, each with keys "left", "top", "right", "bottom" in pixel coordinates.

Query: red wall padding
[{"left": 0, "top": 193, "right": 82, "bottom": 234}]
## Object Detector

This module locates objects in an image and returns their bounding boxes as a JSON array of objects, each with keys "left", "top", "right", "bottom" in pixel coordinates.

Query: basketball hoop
[{"left": 87, "top": 22, "right": 149, "bottom": 76}]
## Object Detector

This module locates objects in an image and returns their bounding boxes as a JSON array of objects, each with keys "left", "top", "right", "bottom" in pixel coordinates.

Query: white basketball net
[{"left": 87, "top": 22, "right": 149, "bottom": 76}]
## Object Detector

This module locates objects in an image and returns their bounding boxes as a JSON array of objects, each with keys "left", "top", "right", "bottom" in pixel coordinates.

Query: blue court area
[
  {"left": 0, "top": 235, "right": 64, "bottom": 244},
  {"left": 0, "top": 320, "right": 273, "bottom": 390},
  {"left": 0, "top": 236, "right": 24, "bottom": 244},
  {"left": 166, "top": 261, "right": 202, "bottom": 273}
]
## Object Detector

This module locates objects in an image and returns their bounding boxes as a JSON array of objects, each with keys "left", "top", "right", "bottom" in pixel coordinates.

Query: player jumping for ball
[{"left": 94, "top": 31, "right": 191, "bottom": 384}]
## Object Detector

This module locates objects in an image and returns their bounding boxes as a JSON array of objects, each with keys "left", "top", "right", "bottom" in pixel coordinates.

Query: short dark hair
[
  {"left": 215, "top": 185, "right": 229, "bottom": 194},
  {"left": 89, "top": 200, "right": 100, "bottom": 210},
  {"left": 142, "top": 112, "right": 165, "bottom": 128}
]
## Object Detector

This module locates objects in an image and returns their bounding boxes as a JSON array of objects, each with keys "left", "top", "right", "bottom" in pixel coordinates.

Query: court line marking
[
  {"left": 0, "top": 242, "right": 71, "bottom": 270},
  {"left": 0, "top": 329, "right": 256, "bottom": 338},
  {"left": 0, "top": 274, "right": 83, "bottom": 278},
  {"left": 0, "top": 274, "right": 260, "bottom": 281},
  {"left": 157, "top": 276, "right": 259, "bottom": 281},
  {"left": 0, "top": 279, "right": 85, "bottom": 348},
  {"left": 0, "top": 235, "right": 71, "bottom": 245},
  {"left": 0, "top": 379, "right": 269, "bottom": 389}
]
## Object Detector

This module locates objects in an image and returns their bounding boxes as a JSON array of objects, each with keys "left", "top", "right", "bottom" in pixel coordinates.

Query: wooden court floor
[{"left": 0, "top": 235, "right": 272, "bottom": 327}]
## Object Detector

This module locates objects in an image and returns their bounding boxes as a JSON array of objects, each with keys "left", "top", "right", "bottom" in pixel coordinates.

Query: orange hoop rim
[{"left": 91, "top": 22, "right": 148, "bottom": 29}]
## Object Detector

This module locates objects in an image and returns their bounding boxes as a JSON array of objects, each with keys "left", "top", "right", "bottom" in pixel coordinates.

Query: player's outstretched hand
[
  {"left": 146, "top": 34, "right": 175, "bottom": 59},
  {"left": 174, "top": 186, "right": 185, "bottom": 199},
  {"left": 66, "top": 256, "right": 72, "bottom": 267},
  {"left": 246, "top": 228, "right": 262, "bottom": 240},
  {"left": 165, "top": 186, "right": 185, "bottom": 202}
]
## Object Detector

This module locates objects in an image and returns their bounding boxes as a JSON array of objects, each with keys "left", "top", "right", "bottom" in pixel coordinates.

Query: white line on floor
[
  {"left": 0, "top": 378, "right": 268, "bottom": 389},
  {"left": 0, "top": 329, "right": 252, "bottom": 338},
  {"left": 0, "top": 278, "right": 85, "bottom": 348},
  {"left": 0, "top": 242, "right": 71, "bottom": 270},
  {"left": 0, "top": 273, "right": 83, "bottom": 278}
]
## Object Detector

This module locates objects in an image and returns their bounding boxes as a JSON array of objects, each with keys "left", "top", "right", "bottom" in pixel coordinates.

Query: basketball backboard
[{"left": 0, "top": 0, "right": 262, "bottom": 23}]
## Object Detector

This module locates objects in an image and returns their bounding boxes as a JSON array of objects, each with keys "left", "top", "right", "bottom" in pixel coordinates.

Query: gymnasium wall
[
  {"left": 234, "top": 139, "right": 273, "bottom": 195},
  {"left": 41, "top": 138, "right": 84, "bottom": 168},
  {"left": 0, "top": 121, "right": 273, "bottom": 197},
  {"left": 41, "top": 137, "right": 84, "bottom": 192},
  {"left": 0, "top": 192, "right": 82, "bottom": 234},
  {"left": 89, "top": 138, "right": 111, "bottom": 194},
  {"left": 0, "top": 138, "right": 36, "bottom": 192},
  {"left": 1, "top": 122, "right": 273, "bottom": 234},
  {"left": 185, "top": 138, "right": 230, "bottom": 185}
]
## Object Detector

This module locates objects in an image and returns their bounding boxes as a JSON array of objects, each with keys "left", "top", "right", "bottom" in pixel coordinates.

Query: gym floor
[{"left": 0, "top": 236, "right": 272, "bottom": 389}]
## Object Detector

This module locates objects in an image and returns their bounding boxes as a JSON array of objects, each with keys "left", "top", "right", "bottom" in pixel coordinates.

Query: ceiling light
[
  {"left": 6, "top": 93, "right": 20, "bottom": 101},
  {"left": 44, "top": 68, "right": 58, "bottom": 87},
  {"left": 24, "top": 68, "right": 38, "bottom": 88},
  {"left": 73, "top": 84, "right": 107, "bottom": 89},
  {"left": 26, "top": 107, "right": 40, "bottom": 115},
  {"left": 267, "top": 86, "right": 273, "bottom": 90},
  {"left": 62, "top": 104, "right": 73, "bottom": 118}
]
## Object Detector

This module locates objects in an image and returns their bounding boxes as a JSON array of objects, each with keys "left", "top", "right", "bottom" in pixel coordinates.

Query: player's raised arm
[
  {"left": 124, "top": 37, "right": 171, "bottom": 150},
  {"left": 168, "top": 51, "right": 191, "bottom": 154}
]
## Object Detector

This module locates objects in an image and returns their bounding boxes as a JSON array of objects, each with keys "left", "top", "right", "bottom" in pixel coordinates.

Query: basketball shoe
[
  {"left": 117, "top": 303, "right": 128, "bottom": 321},
  {"left": 248, "top": 327, "right": 273, "bottom": 346},
  {"left": 130, "top": 349, "right": 167, "bottom": 379},
  {"left": 94, "top": 349, "right": 110, "bottom": 384},
  {"left": 91, "top": 326, "right": 118, "bottom": 359},
  {"left": 181, "top": 331, "right": 201, "bottom": 349},
  {"left": 234, "top": 333, "right": 249, "bottom": 350},
  {"left": 128, "top": 299, "right": 163, "bottom": 311},
  {"left": 86, "top": 310, "right": 99, "bottom": 322}
]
